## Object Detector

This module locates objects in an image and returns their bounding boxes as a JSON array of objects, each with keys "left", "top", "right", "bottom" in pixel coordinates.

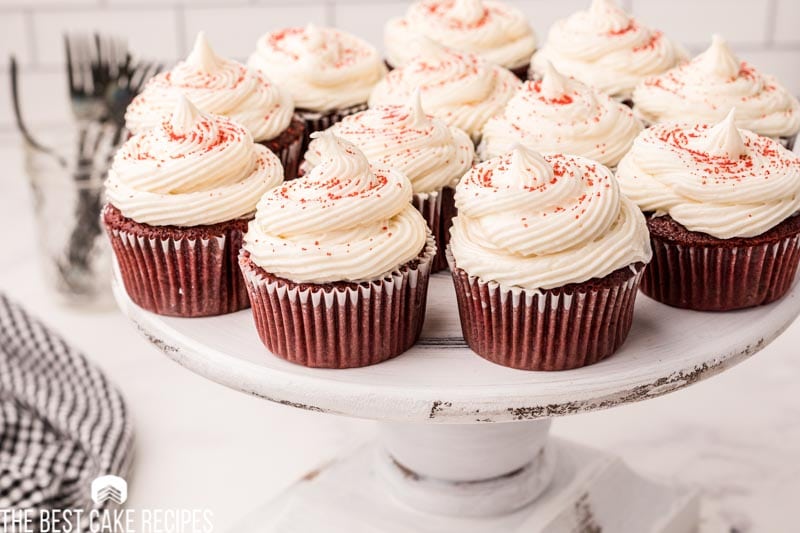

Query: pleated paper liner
[
  {"left": 448, "top": 248, "right": 645, "bottom": 371},
  {"left": 296, "top": 103, "right": 369, "bottom": 151},
  {"left": 411, "top": 187, "right": 456, "bottom": 273},
  {"left": 103, "top": 204, "right": 250, "bottom": 317},
  {"left": 240, "top": 235, "right": 436, "bottom": 368},
  {"left": 641, "top": 215, "right": 800, "bottom": 311},
  {"left": 261, "top": 118, "right": 305, "bottom": 181}
]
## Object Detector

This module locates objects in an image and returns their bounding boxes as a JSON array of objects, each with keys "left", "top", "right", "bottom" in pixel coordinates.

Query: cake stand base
[{"left": 236, "top": 436, "right": 698, "bottom": 533}]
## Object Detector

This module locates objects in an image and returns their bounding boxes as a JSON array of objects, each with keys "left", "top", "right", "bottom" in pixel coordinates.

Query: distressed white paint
[
  {"left": 113, "top": 272, "right": 800, "bottom": 423},
  {"left": 235, "top": 440, "right": 698, "bottom": 533}
]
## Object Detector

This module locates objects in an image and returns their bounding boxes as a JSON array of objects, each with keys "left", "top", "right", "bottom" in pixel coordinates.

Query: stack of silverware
[{"left": 9, "top": 34, "right": 161, "bottom": 304}]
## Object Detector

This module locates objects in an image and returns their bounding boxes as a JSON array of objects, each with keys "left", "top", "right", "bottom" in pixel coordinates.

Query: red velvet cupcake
[
  {"left": 303, "top": 90, "right": 474, "bottom": 272},
  {"left": 105, "top": 95, "right": 284, "bottom": 317},
  {"left": 125, "top": 32, "right": 303, "bottom": 180},
  {"left": 241, "top": 134, "right": 435, "bottom": 368},
  {"left": 248, "top": 25, "right": 386, "bottom": 147},
  {"left": 448, "top": 145, "right": 651, "bottom": 370},
  {"left": 617, "top": 110, "right": 800, "bottom": 311}
]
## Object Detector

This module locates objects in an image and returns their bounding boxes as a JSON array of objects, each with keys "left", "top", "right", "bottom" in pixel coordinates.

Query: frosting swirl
[
  {"left": 479, "top": 62, "right": 642, "bottom": 166},
  {"left": 369, "top": 39, "right": 520, "bottom": 139},
  {"left": 384, "top": 0, "right": 536, "bottom": 70},
  {"left": 304, "top": 91, "right": 475, "bottom": 193},
  {"left": 450, "top": 145, "right": 651, "bottom": 289},
  {"left": 244, "top": 133, "right": 429, "bottom": 283},
  {"left": 616, "top": 110, "right": 800, "bottom": 239},
  {"left": 531, "top": 0, "right": 687, "bottom": 99},
  {"left": 126, "top": 32, "right": 294, "bottom": 142},
  {"left": 633, "top": 35, "right": 800, "bottom": 138},
  {"left": 107, "top": 96, "right": 284, "bottom": 227},
  {"left": 247, "top": 24, "right": 386, "bottom": 113}
]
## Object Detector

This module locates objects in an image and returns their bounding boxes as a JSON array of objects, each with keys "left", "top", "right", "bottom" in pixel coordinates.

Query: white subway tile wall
[{"left": 0, "top": 0, "right": 798, "bottom": 129}]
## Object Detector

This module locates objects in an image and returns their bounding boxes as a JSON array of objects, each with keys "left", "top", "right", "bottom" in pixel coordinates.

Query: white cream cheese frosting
[
  {"left": 616, "top": 110, "right": 800, "bottom": 239},
  {"left": 247, "top": 24, "right": 386, "bottom": 113},
  {"left": 530, "top": 0, "right": 687, "bottom": 100},
  {"left": 107, "top": 95, "right": 284, "bottom": 227},
  {"left": 304, "top": 91, "right": 474, "bottom": 194},
  {"left": 384, "top": 0, "right": 536, "bottom": 70},
  {"left": 633, "top": 35, "right": 800, "bottom": 139},
  {"left": 369, "top": 39, "right": 520, "bottom": 139},
  {"left": 479, "top": 62, "right": 642, "bottom": 166},
  {"left": 244, "top": 133, "right": 429, "bottom": 283},
  {"left": 450, "top": 145, "right": 651, "bottom": 290},
  {"left": 125, "top": 32, "right": 294, "bottom": 142}
]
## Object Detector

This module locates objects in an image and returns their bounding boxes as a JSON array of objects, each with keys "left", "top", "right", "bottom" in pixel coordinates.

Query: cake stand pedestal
[{"left": 113, "top": 271, "right": 800, "bottom": 532}]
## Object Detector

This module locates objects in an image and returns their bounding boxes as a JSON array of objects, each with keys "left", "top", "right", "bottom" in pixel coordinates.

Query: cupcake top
[
  {"left": 106, "top": 95, "right": 283, "bottom": 227},
  {"left": 369, "top": 39, "right": 520, "bottom": 139},
  {"left": 449, "top": 145, "right": 651, "bottom": 290},
  {"left": 479, "top": 62, "right": 642, "bottom": 166},
  {"left": 530, "top": 0, "right": 686, "bottom": 100},
  {"left": 244, "top": 133, "right": 429, "bottom": 283},
  {"left": 304, "top": 91, "right": 474, "bottom": 194},
  {"left": 384, "top": 0, "right": 536, "bottom": 70},
  {"left": 247, "top": 24, "right": 386, "bottom": 113},
  {"left": 126, "top": 32, "right": 294, "bottom": 142},
  {"left": 633, "top": 35, "right": 800, "bottom": 139},
  {"left": 616, "top": 110, "right": 800, "bottom": 239}
]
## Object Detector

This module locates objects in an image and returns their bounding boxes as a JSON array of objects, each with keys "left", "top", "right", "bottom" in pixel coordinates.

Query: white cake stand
[{"left": 113, "top": 271, "right": 800, "bottom": 532}]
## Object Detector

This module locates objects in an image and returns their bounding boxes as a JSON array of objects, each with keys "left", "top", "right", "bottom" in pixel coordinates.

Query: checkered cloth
[{"left": 0, "top": 293, "right": 133, "bottom": 524}]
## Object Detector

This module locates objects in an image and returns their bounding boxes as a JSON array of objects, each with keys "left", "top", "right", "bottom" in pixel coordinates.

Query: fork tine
[{"left": 64, "top": 34, "right": 76, "bottom": 95}]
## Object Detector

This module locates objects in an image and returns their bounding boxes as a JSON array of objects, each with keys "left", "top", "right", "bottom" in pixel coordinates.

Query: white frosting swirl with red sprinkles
[
  {"left": 369, "top": 39, "right": 520, "bottom": 139},
  {"left": 479, "top": 62, "right": 642, "bottom": 166},
  {"left": 633, "top": 35, "right": 800, "bottom": 139},
  {"left": 244, "top": 134, "right": 429, "bottom": 283},
  {"left": 247, "top": 24, "right": 386, "bottom": 113},
  {"left": 384, "top": 0, "right": 536, "bottom": 70},
  {"left": 304, "top": 91, "right": 474, "bottom": 194},
  {"left": 107, "top": 96, "right": 283, "bottom": 227},
  {"left": 450, "top": 145, "right": 651, "bottom": 289},
  {"left": 616, "top": 111, "right": 800, "bottom": 239},
  {"left": 530, "top": 0, "right": 686, "bottom": 100},
  {"left": 125, "top": 32, "right": 294, "bottom": 142}
]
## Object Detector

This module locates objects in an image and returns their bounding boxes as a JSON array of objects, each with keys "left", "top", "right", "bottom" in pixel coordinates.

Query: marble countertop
[{"left": 1, "top": 133, "right": 798, "bottom": 532}]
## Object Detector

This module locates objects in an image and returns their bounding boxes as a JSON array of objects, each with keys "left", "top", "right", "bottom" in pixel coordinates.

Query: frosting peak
[
  {"left": 540, "top": 61, "right": 568, "bottom": 100},
  {"left": 186, "top": 32, "right": 224, "bottom": 72},
  {"left": 452, "top": 0, "right": 486, "bottom": 24},
  {"left": 699, "top": 109, "right": 748, "bottom": 159},
  {"left": 694, "top": 34, "right": 740, "bottom": 79},
  {"left": 500, "top": 145, "right": 553, "bottom": 188},
  {"left": 588, "top": 0, "right": 632, "bottom": 33},
  {"left": 305, "top": 133, "right": 373, "bottom": 190},
  {"left": 407, "top": 89, "right": 431, "bottom": 129},
  {"left": 168, "top": 94, "right": 202, "bottom": 135}
]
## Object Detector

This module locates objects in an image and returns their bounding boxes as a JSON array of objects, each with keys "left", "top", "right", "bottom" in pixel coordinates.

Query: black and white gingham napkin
[{"left": 0, "top": 293, "right": 133, "bottom": 521}]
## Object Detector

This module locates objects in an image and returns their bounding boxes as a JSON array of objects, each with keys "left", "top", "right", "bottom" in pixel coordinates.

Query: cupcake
[
  {"left": 616, "top": 110, "right": 800, "bottom": 311},
  {"left": 449, "top": 145, "right": 651, "bottom": 370},
  {"left": 105, "top": 95, "right": 284, "bottom": 317},
  {"left": 248, "top": 24, "right": 386, "bottom": 144},
  {"left": 633, "top": 35, "right": 800, "bottom": 150},
  {"left": 369, "top": 38, "right": 520, "bottom": 141},
  {"left": 240, "top": 133, "right": 435, "bottom": 368},
  {"left": 304, "top": 90, "right": 474, "bottom": 272},
  {"left": 125, "top": 32, "right": 303, "bottom": 180},
  {"left": 384, "top": 0, "right": 536, "bottom": 79},
  {"left": 479, "top": 61, "right": 642, "bottom": 167},
  {"left": 530, "top": 0, "right": 687, "bottom": 101}
]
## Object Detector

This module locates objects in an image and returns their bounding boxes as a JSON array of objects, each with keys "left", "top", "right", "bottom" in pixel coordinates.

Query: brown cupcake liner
[
  {"left": 641, "top": 225, "right": 800, "bottom": 311},
  {"left": 296, "top": 103, "right": 369, "bottom": 150},
  {"left": 240, "top": 234, "right": 436, "bottom": 368},
  {"left": 412, "top": 187, "right": 457, "bottom": 273},
  {"left": 104, "top": 204, "right": 250, "bottom": 317},
  {"left": 448, "top": 248, "right": 644, "bottom": 371},
  {"left": 261, "top": 117, "right": 305, "bottom": 181}
]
